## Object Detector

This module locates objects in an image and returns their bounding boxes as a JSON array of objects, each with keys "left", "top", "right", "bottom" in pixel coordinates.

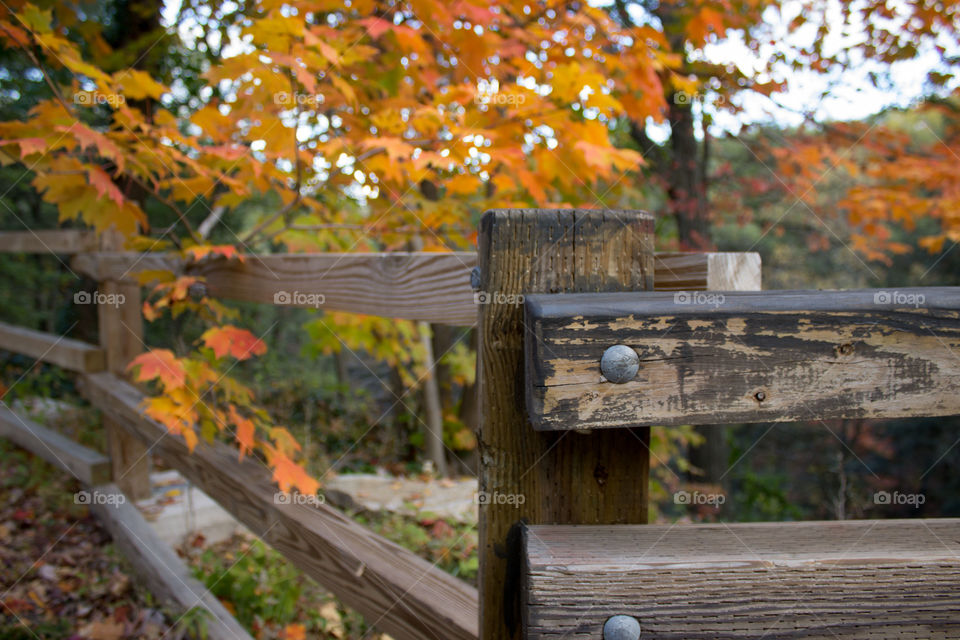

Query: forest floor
[
  {"left": 0, "top": 438, "right": 191, "bottom": 640},
  {"left": 0, "top": 402, "right": 478, "bottom": 640}
]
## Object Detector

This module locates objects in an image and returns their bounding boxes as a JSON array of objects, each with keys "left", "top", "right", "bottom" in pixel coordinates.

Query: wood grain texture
[
  {"left": 89, "top": 483, "right": 255, "bottom": 640},
  {"left": 0, "top": 405, "right": 111, "bottom": 485},
  {"left": 69, "top": 251, "right": 754, "bottom": 325},
  {"left": 525, "top": 287, "right": 960, "bottom": 430},
  {"left": 523, "top": 520, "right": 960, "bottom": 639},
  {"left": 654, "top": 252, "right": 762, "bottom": 291},
  {"left": 78, "top": 373, "right": 479, "bottom": 640},
  {"left": 478, "top": 210, "right": 655, "bottom": 640},
  {"left": 71, "top": 252, "right": 184, "bottom": 282},
  {"left": 97, "top": 279, "right": 152, "bottom": 500},
  {"left": 0, "top": 230, "right": 98, "bottom": 254},
  {"left": 0, "top": 321, "right": 105, "bottom": 372},
  {"left": 195, "top": 252, "right": 480, "bottom": 324}
]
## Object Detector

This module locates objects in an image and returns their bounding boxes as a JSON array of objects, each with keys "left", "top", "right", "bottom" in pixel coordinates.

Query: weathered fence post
[
  {"left": 97, "top": 231, "right": 152, "bottom": 500},
  {"left": 476, "top": 209, "right": 655, "bottom": 639}
]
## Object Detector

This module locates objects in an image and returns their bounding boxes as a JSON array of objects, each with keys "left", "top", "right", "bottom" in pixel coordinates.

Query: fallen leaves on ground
[{"left": 0, "top": 440, "right": 181, "bottom": 639}]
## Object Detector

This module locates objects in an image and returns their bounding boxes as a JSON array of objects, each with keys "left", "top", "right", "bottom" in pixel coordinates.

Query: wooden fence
[
  {"left": 0, "top": 222, "right": 762, "bottom": 640},
  {"left": 10, "top": 215, "right": 958, "bottom": 638},
  {"left": 9, "top": 215, "right": 960, "bottom": 638}
]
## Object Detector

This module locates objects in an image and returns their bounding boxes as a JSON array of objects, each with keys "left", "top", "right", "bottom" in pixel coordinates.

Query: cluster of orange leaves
[{"left": 0, "top": 0, "right": 781, "bottom": 492}]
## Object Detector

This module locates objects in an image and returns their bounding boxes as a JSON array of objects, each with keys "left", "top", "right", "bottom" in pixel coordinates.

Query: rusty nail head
[
  {"left": 839, "top": 343, "right": 854, "bottom": 356},
  {"left": 601, "top": 345, "right": 640, "bottom": 384}
]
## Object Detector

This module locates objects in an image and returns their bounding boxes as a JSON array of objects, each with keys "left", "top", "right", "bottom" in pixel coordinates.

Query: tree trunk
[
  {"left": 418, "top": 322, "right": 448, "bottom": 476},
  {"left": 667, "top": 96, "right": 711, "bottom": 251}
]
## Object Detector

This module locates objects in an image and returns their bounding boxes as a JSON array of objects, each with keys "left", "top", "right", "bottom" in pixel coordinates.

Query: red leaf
[
  {"left": 127, "top": 349, "right": 186, "bottom": 389},
  {"left": 200, "top": 326, "right": 267, "bottom": 360},
  {"left": 228, "top": 405, "right": 256, "bottom": 460},
  {"left": 88, "top": 166, "right": 124, "bottom": 207},
  {"left": 0, "top": 138, "right": 46, "bottom": 158}
]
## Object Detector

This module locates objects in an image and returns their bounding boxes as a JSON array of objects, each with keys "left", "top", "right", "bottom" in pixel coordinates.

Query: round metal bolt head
[
  {"left": 604, "top": 614, "right": 641, "bottom": 640},
  {"left": 470, "top": 266, "right": 482, "bottom": 290},
  {"left": 601, "top": 345, "right": 639, "bottom": 383}
]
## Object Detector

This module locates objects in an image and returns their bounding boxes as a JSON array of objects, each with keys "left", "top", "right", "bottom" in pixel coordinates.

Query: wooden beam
[
  {"left": 71, "top": 252, "right": 185, "bottom": 283},
  {"left": 78, "top": 372, "right": 479, "bottom": 640},
  {"left": 477, "top": 210, "right": 655, "bottom": 640},
  {"left": 69, "top": 251, "right": 758, "bottom": 325},
  {"left": 689, "top": 252, "right": 762, "bottom": 483},
  {"left": 97, "top": 276, "right": 152, "bottom": 501},
  {"left": 195, "top": 252, "right": 479, "bottom": 325},
  {"left": 0, "top": 230, "right": 98, "bottom": 254},
  {"left": 523, "top": 520, "right": 960, "bottom": 639},
  {"left": 524, "top": 287, "right": 960, "bottom": 430},
  {"left": 653, "top": 252, "right": 761, "bottom": 291},
  {"left": 89, "top": 483, "right": 255, "bottom": 640},
  {"left": 0, "top": 405, "right": 111, "bottom": 485},
  {"left": 0, "top": 321, "right": 105, "bottom": 372}
]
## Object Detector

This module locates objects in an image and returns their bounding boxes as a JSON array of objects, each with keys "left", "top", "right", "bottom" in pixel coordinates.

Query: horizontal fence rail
[
  {"left": 90, "top": 483, "right": 255, "bottom": 640},
  {"left": 0, "top": 230, "right": 98, "bottom": 254},
  {"left": 524, "top": 287, "right": 960, "bottom": 430},
  {"left": 71, "top": 251, "right": 760, "bottom": 325},
  {"left": 0, "top": 405, "right": 111, "bottom": 485},
  {"left": 0, "top": 321, "right": 105, "bottom": 372},
  {"left": 523, "top": 520, "right": 960, "bottom": 639},
  {"left": 78, "top": 372, "right": 479, "bottom": 640}
]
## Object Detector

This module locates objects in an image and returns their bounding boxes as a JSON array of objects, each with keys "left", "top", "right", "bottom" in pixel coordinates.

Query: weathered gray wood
[
  {"left": 525, "top": 287, "right": 960, "bottom": 430},
  {"left": 78, "top": 372, "right": 479, "bottom": 640},
  {"left": 478, "top": 210, "right": 655, "bottom": 640},
  {"left": 70, "top": 251, "right": 755, "bottom": 325},
  {"left": 0, "top": 321, "right": 105, "bottom": 372},
  {"left": 523, "top": 520, "right": 960, "bottom": 639},
  {"left": 0, "top": 405, "right": 111, "bottom": 485},
  {"left": 0, "top": 230, "right": 98, "bottom": 254},
  {"left": 89, "top": 483, "right": 255, "bottom": 640},
  {"left": 689, "top": 252, "right": 762, "bottom": 483}
]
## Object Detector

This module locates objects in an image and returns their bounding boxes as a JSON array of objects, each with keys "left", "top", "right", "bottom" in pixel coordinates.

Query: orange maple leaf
[
  {"left": 127, "top": 349, "right": 186, "bottom": 390},
  {"left": 228, "top": 404, "right": 256, "bottom": 460},
  {"left": 267, "top": 445, "right": 320, "bottom": 496},
  {"left": 184, "top": 245, "right": 245, "bottom": 263},
  {"left": 88, "top": 166, "right": 124, "bottom": 207},
  {"left": 200, "top": 326, "right": 267, "bottom": 360},
  {"left": 281, "top": 623, "right": 306, "bottom": 640}
]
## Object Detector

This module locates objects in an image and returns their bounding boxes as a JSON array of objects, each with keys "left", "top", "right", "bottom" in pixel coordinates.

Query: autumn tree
[{"left": 0, "top": 0, "right": 674, "bottom": 489}]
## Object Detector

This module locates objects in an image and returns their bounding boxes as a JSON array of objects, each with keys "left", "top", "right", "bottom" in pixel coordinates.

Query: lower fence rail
[
  {"left": 523, "top": 520, "right": 960, "bottom": 639},
  {"left": 79, "top": 372, "right": 479, "bottom": 640}
]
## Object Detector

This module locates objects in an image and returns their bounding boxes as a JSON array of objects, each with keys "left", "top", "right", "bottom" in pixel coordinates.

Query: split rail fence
[{"left": 5, "top": 210, "right": 953, "bottom": 640}]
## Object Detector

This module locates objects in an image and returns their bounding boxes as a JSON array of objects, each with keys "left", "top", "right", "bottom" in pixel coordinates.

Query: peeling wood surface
[
  {"left": 0, "top": 405, "right": 111, "bottom": 485},
  {"left": 524, "top": 288, "right": 960, "bottom": 430},
  {"left": 78, "top": 372, "right": 479, "bottom": 640},
  {"left": 478, "top": 209, "right": 655, "bottom": 640},
  {"left": 0, "top": 321, "right": 105, "bottom": 372},
  {"left": 523, "top": 520, "right": 960, "bottom": 639},
  {"left": 69, "top": 251, "right": 756, "bottom": 325}
]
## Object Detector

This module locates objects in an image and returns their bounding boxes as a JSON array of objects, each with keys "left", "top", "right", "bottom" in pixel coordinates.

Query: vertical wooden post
[
  {"left": 97, "top": 231, "right": 152, "bottom": 500},
  {"left": 476, "top": 209, "right": 655, "bottom": 639}
]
